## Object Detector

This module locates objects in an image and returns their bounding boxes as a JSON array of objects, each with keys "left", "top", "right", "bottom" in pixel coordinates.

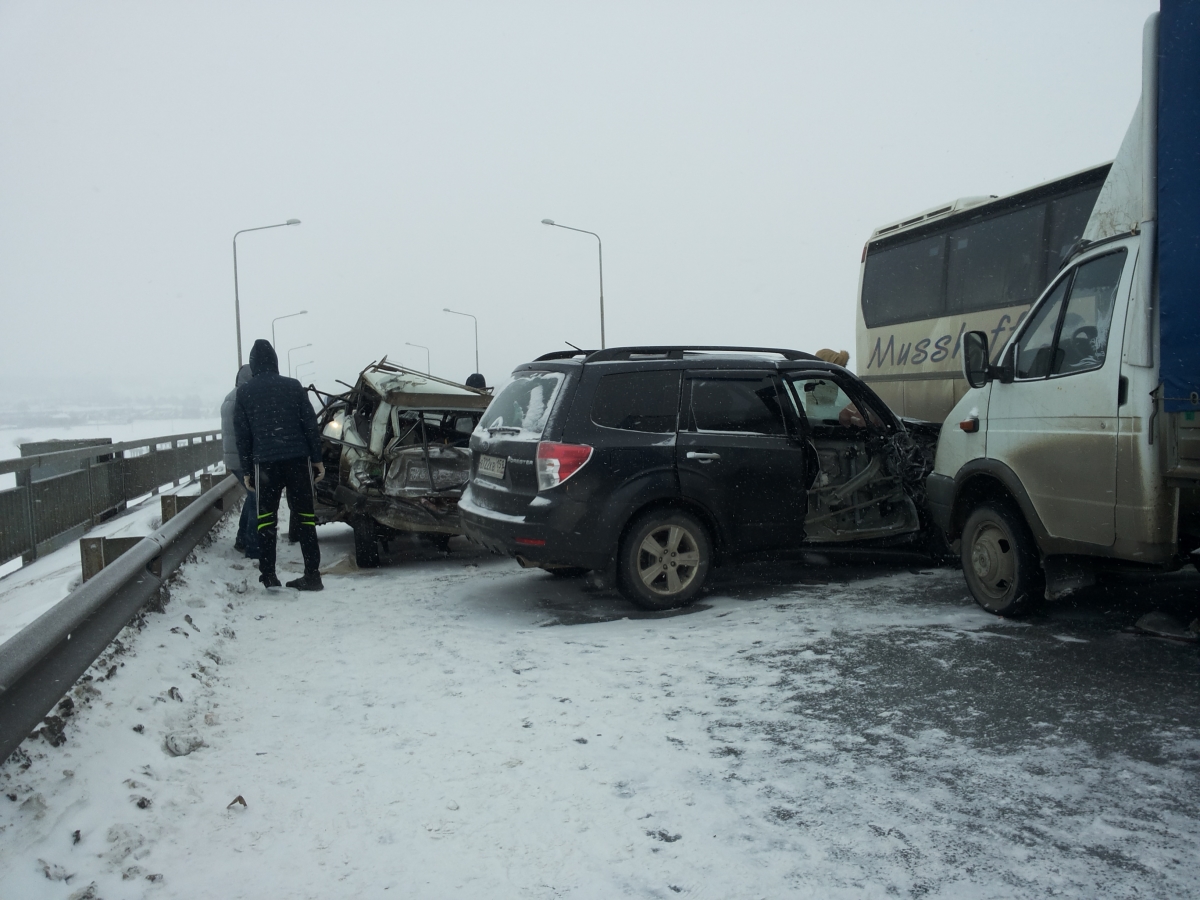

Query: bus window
[
  {"left": 1046, "top": 187, "right": 1102, "bottom": 275},
  {"left": 945, "top": 204, "right": 1046, "bottom": 315},
  {"left": 860, "top": 235, "right": 946, "bottom": 328}
]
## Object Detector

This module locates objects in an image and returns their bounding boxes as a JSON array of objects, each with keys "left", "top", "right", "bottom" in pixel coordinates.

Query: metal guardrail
[
  {"left": 0, "top": 430, "right": 223, "bottom": 567},
  {"left": 0, "top": 474, "right": 240, "bottom": 765}
]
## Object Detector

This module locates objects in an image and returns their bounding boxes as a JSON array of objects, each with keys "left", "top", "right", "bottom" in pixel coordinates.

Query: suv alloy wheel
[{"left": 619, "top": 509, "right": 711, "bottom": 610}]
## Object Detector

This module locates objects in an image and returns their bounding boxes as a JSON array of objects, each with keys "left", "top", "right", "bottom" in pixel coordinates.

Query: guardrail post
[
  {"left": 84, "top": 455, "right": 95, "bottom": 527},
  {"left": 17, "top": 469, "right": 37, "bottom": 564}
]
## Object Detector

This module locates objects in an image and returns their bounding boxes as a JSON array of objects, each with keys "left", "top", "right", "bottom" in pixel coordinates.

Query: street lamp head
[
  {"left": 286, "top": 219, "right": 301, "bottom": 226},
  {"left": 443, "top": 308, "right": 452, "bottom": 313},
  {"left": 541, "top": 219, "right": 555, "bottom": 225}
]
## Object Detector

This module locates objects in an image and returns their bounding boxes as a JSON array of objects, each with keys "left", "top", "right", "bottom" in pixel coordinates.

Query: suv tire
[
  {"left": 618, "top": 509, "right": 711, "bottom": 610},
  {"left": 960, "top": 501, "right": 1041, "bottom": 617},
  {"left": 353, "top": 515, "right": 380, "bottom": 569}
]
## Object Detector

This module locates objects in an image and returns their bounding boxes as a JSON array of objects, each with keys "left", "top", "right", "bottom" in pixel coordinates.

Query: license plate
[{"left": 477, "top": 454, "right": 507, "bottom": 479}]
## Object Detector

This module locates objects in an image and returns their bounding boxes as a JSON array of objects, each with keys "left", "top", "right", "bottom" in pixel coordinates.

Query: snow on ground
[{"left": 2, "top": 506, "right": 1199, "bottom": 899}]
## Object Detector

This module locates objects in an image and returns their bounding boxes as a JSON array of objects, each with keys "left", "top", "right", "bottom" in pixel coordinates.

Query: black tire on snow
[
  {"left": 353, "top": 516, "right": 380, "bottom": 568},
  {"left": 960, "top": 500, "right": 1042, "bottom": 617},
  {"left": 618, "top": 509, "right": 711, "bottom": 611}
]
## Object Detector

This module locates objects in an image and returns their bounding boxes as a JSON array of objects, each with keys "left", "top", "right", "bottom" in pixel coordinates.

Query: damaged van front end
[{"left": 312, "top": 360, "right": 492, "bottom": 566}]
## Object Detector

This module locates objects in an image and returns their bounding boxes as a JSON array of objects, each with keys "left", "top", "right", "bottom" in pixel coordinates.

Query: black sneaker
[
  {"left": 234, "top": 540, "right": 246, "bottom": 553},
  {"left": 259, "top": 572, "right": 282, "bottom": 589},
  {"left": 286, "top": 571, "right": 324, "bottom": 592}
]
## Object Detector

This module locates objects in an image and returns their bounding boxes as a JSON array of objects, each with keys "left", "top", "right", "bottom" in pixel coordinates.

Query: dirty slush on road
[{"left": 2, "top": 509, "right": 1199, "bottom": 899}]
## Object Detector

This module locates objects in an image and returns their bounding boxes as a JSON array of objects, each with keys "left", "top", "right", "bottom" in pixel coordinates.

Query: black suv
[{"left": 459, "top": 346, "right": 934, "bottom": 608}]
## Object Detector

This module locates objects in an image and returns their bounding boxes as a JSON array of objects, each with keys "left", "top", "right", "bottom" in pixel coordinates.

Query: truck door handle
[{"left": 686, "top": 451, "right": 721, "bottom": 462}]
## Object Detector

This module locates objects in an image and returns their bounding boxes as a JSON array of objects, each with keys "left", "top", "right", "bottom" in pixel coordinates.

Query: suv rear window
[
  {"left": 479, "top": 372, "right": 564, "bottom": 438},
  {"left": 591, "top": 371, "right": 681, "bottom": 433}
]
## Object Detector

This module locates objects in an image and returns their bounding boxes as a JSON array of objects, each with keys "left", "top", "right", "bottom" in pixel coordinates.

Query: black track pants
[{"left": 254, "top": 458, "right": 320, "bottom": 576}]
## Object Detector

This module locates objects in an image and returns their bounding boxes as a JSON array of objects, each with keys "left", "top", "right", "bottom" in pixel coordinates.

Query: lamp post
[
  {"left": 271, "top": 309, "right": 307, "bottom": 350},
  {"left": 405, "top": 342, "right": 430, "bottom": 374},
  {"left": 443, "top": 308, "right": 479, "bottom": 373},
  {"left": 541, "top": 218, "right": 604, "bottom": 349},
  {"left": 233, "top": 218, "right": 301, "bottom": 367},
  {"left": 287, "top": 343, "right": 312, "bottom": 378},
  {"left": 295, "top": 362, "right": 316, "bottom": 383}
]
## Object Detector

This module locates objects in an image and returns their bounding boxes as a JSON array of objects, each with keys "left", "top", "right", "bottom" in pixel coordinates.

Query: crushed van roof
[{"left": 359, "top": 362, "right": 492, "bottom": 411}]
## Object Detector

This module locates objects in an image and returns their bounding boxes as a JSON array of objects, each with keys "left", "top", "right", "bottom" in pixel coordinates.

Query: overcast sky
[{"left": 0, "top": 0, "right": 1158, "bottom": 406}]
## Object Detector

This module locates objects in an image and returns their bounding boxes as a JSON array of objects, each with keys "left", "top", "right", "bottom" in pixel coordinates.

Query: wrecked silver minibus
[{"left": 312, "top": 361, "right": 492, "bottom": 567}]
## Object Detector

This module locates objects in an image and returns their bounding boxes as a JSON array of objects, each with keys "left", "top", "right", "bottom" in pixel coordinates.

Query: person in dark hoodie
[
  {"left": 233, "top": 339, "right": 325, "bottom": 591},
  {"left": 221, "top": 364, "right": 258, "bottom": 558}
]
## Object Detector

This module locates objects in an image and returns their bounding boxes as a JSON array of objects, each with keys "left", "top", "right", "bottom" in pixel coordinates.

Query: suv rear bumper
[{"left": 458, "top": 489, "right": 613, "bottom": 570}]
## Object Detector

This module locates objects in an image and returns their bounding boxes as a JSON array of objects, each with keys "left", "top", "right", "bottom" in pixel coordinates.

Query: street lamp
[
  {"left": 295, "top": 362, "right": 316, "bottom": 383},
  {"left": 405, "top": 342, "right": 430, "bottom": 374},
  {"left": 443, "top": 308, "right": 479, "bottom": 374},
  {"left": 541, "top": 218, "right": 605, "bottom": 349},
  {"left": 271, "top": 309, "right": 308, "bottom": 350},
  {"left": 287, "top": 343, "right": 312, "bottom": 378},
  {"left": 233, "top": 218, "right": 301, "bottom": 367}
]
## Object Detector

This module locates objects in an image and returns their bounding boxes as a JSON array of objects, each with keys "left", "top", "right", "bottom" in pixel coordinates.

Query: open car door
[{"left": 781, "top": 370, "right": 922, "bottom": 543}]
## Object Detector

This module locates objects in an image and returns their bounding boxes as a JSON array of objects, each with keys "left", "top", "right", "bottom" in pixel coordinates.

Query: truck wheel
[
  {"left": 960, "top": 501, "right": 1041, "bottom": 616},
  {"left": 618, "top": 510, "right": 711, "bottom": 610},
  {"left": 352, "top": 516, "right": 380, "bottom": 568}
]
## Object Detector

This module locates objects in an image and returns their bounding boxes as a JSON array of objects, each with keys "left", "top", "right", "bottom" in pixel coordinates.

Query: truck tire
[
  {"left": 960, "top": 501, "right": 1042, "bottom": 617},
  {"left": 618, "top": 510, "right": 711, "bottom": 610},
  {"left": 353, "top": 516, "right": 380, "bottom": 569}
]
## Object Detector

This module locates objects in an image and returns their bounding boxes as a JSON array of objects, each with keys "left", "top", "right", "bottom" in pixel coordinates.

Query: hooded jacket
[
  {"left": 221, "top": 364, "right": 254, "bottom": 471},
  {"left": 233, "top": 339, "right": 322, "bottom": 472}
]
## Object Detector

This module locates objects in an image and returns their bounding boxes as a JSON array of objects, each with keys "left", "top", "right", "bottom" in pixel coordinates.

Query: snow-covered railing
[
  {"left": 0, "top": 430, "right": 223, "bottom": 566},
  {"left": 0, "top": 474, "right": 239, "bottom": 766}
]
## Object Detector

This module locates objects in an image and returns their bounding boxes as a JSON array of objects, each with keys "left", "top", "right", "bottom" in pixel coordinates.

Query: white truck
[{"left": 927, "top": 7, "right": 1200, "bottom": 615}]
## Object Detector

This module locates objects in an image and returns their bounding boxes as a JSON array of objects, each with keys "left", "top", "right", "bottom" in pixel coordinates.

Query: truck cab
[
  {"left": 927, "top": 231, "right": 1199, "bottom": 614},
  {"left": 926, "top": 8, "right": 1200, "bottom": 615}
]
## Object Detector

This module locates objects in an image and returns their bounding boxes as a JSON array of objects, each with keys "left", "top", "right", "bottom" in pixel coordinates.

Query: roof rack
[
  {"left": 533, "top": 349, "right": 594, "bottom": 361},
  {"left": 583, "top": 345, "right": 820, "bottom": 363}
]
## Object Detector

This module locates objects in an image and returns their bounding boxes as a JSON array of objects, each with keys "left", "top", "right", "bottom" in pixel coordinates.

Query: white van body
[{"left": 927, "top": 11, "right": 1200, "bottom": 614}]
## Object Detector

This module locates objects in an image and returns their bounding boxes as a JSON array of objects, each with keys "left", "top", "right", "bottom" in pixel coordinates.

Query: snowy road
[{"left": 2, "top": 509, "right": 1199, "bottom": 899}]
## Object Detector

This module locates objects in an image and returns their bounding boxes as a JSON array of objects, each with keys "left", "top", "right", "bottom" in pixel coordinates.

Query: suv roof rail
[
  {"left": 533, "top": 349, "right": 594, "bottom": 361},
  {"left": 583, "top": 345, "right": 820, "bottom": 363}
]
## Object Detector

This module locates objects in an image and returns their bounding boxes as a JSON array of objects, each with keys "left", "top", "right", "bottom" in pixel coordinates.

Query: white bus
[{"left": 855, "top": 163, "right": 1110, "bottom": 422}]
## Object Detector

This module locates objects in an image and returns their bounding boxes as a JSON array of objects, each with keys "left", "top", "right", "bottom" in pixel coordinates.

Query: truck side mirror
[{"left": 963, "top": 331, "right": 991, "bottom": 389}]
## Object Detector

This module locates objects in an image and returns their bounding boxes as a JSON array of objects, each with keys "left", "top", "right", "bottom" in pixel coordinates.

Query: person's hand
[
  {"left": 838, "top": 405, "right": 867, "bottom": 428},
  {"left": 243, "top": 474, "right": 255, "bottom": 491},
  {"left": 313, "top": 461, "right": 325, "bottom": 483}
]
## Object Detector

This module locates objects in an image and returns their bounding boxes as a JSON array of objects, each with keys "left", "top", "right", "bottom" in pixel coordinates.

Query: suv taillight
[{"left": 536, "top": 442, "right": 593, "bottom": 491}]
